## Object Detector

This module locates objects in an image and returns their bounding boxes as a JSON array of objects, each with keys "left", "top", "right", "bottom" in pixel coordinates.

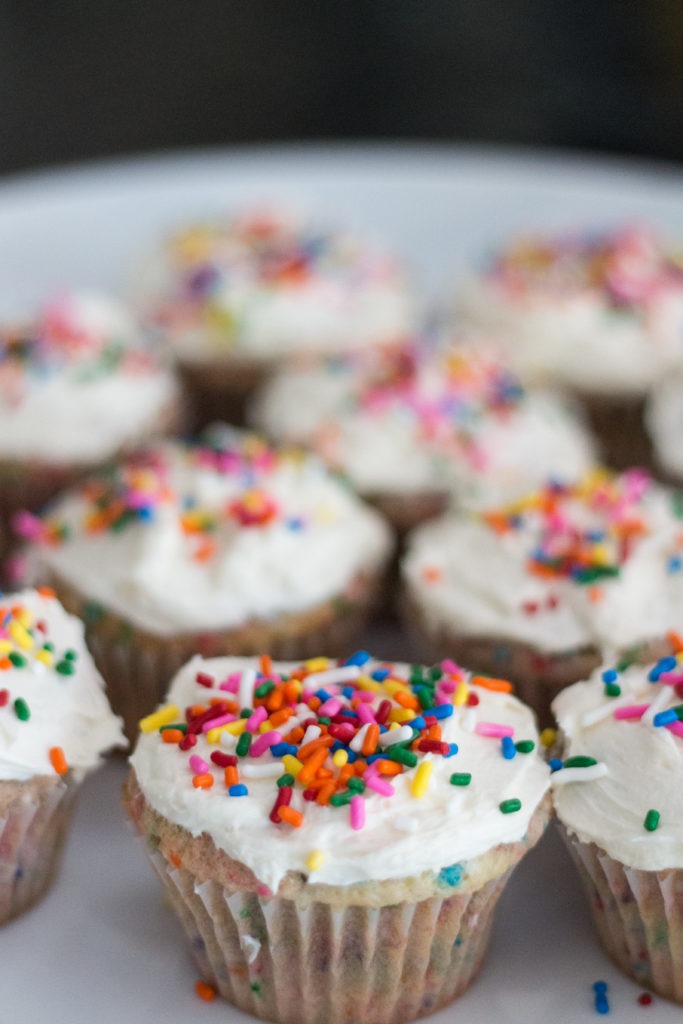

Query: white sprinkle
[
  {"left": 350, "top": 722, "right": 371, "bottom": 752},
  {"left": 378, "top": 725, "right": 414, "bottom": 748},
  {"left": 581, "top": 696, "right": 634, "bottom": 728},
  {"left": 301, "top": 725, "right": 322, "bottom": 747},
  {"left": 642, "top": 685, "right": 671, "bottom": 726},
  {"left": 393, "top": 816, "right": 419, "bottom": 832},
  {"left": 241, "top": 935, "right": 261, "bottom": 964},
  {"left": 551, "top": 763, "right": 608, "bottom": 785},
  {"left": 219, "top": 731, "right": 238, "bottom": 751},
  {"left": 241, "top": 762, "right": 285, "bottom": 779},
  {"left": 304, "top": 666, "right": 361, "bottom": 687},
  {"left": 238, "top": 668, "right": 257, "bottom": 711}
]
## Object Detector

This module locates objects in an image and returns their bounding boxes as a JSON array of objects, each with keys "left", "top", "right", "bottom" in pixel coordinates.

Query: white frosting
[
  {"left": 553, "top": 658, "right": 683, "bottom": 869},
  {"left": 0, "top": 293, "right": 178, "bottom": 464},
  {"left": 138, "top": 211, "right": 415, "bottom": 362},
  {"left": 130, "top": 655, "right": 550, "bottom": 892},
  {"left": 250, "top": 348, "right": 595, "bottom": 504},
  {"left": 646, "top": 373, "right": 683, "bottom": 479},
  {"left": 0, "top": 590, "right": 125, "bottom": 782},
  {"left": 402, "top": 477, "right": 683, "bottom": 654},
  {"left": 32, "top": 429, "right": 392, "bottom": 637}
]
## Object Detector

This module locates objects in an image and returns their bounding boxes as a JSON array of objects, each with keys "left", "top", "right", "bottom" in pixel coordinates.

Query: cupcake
[
  {"left": 124, "top": 651, "right": 551, "bottom": 1024},
  {"left": 552, "top": 639, "right": 683, "bottom": 1002},
  {"left": 0, "top": 587, "right": 124, "bottom": 924},
  {"left": 457, "top": 225, "right": 683, "bottom": 468},
  {"left": 401, "top": 468, "right": 683, "bottom": 723},
  {"left": 17, "top": 426, "right": 392, "bottom": 740},
  {"left": 250, "top": 339, "right": 596, "bottom": 533},
  {"left": 137, "top": 209, "right": 416, "bottom": 427},
  {"left": 0, "top": 291, "right": 180, "bottom": 569}
]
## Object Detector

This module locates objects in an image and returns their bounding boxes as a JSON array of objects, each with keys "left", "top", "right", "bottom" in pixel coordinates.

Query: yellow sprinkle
[
  {"left": 314, "top": 504, "right": 336, "bottom": 524},
  {"left": 259, "top": 721, "right": 271, "bottom": 734},
  {"left": 35, "top": 650, "right": 53, "bottom": 666},
  {"left": 219, "top": 719, "right": 247, "bottom": 737},
  {"left": 454, "top": 681, "right": 469, "bottom": 706},
  {"left": 282, "top": 754, "right": 303, "bottom": 777},
  {"left": 139, "top": 704, "right": 180, "bottom": 734},
  {"left": 306, "top": 849, "right": 325, "bottom": 872},
  {"left": 0, "top": 640, "right": 13, "bottom": 654},
  {"left": 382, "top": 678, "right": 411, "bottom": 696},
  {"left": 591, "top": 544, "right": 610, "bottom": 565},
  {"left": 206, "top": 724, "right": 239, "bottom": 744},
  {"left": 356, "top": 675, "right": 382, "bottom": 693},
  {"left": 9, "top": 621, "right": 33, "bottom": 650},
  {"left": 332, "top": 749, "right": 348, "bottom": 767},
  {"left": 304, "top": 657, "right": 330, "bottom": 672},
  {"left": 411, "top": 762, "right": 433, "bottom": 799},
  {"left": 388, "top": 708, "right": 414, "bottom": 724},
  {"left": 540, "top": 728, "right": 557, "bottom": 749},
  {"left": 676, "top": 651, "right": 683, "bottom": 664},
  {"left": 14, "top": 608, "right": 33, "bottom": 628},
  {"left": 388, "top": 722, "right": 400, "bottom": 731}
]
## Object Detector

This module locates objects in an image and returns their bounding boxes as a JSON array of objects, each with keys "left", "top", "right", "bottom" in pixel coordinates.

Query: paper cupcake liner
[
  {"left": 574, "top": 390, "right": 652, "bottom": 472},
  {"left": 51, "top": 568, "right": 386, "bottom": 742},
  {"left": 0, "top": 775, "right": 78, "bottom": 925},
  {"left": 561, "top": 828, "right": 683, "bottom": 1003}
]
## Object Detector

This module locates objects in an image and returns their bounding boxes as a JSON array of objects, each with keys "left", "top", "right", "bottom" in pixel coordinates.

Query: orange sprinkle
[
  {"left": 194, "top": 537, "right": 216, "bottom": 563},
  {"left": 316, "top": 782, "right": 336, "bottom": 805},
  {"left": 394, "top": 692, "right": 419, "bottom": 710},
  {"left": 192, "top": 773, "right": 214, "bottom": 789},
  {"left": 282, "top": 725, "right": 305, "bottom": 744},
  {"left": 161, "top": 729, "right": 184, "bottom": 744},
  {"left": 266, "top": 688, "right": 284, "bottom": 712},
  {"left": 0, "top": 658, "right": 11, "bottom": 671},
  {"left": 259, "top": 654, "right": 272, "bottom": 676},
  {"left": 298, "top": 735, "right": 334, "bottom": 761},
  {"left": 284, "top": 680, "right": 300, "bottom": 702},
  {"left": 169, "top": 851, "right": 182, "bottom": 868},
  {"left": 297, "top": 747, "right": 328, "bottom": 784},
  {"left": 362, "top": 723, "right": 380, "bottom": 756},
  {"left": 307, "top": 695, "right": 322, "bottom": 712},
  {"left": 195, "top": 981, "right": 216, "bottom": 1002},
  {"left": 224, "top": 766, "right": 239, "bottom": 787},
  {"left": 470, "top": 675, "right": 514, "bottom": 694},
  {"left": 374, "top": 759, "right": 403, "bottom": 776},
  {"left": 190, "top": 704, "right": 208, "bottom": 718},
  {"left": 587, "top": 586, "right": 604, "bottom": 604},
  {"left": 338, "top": 764, "right": 355, "bottom": 785},
  {"left": 49, "top": 746, "right": 68, "bottom": 775},
  {"left": 315, "top": 767, "right": 333, "bottom": 780},
  {"left": 668, "top": 629, "right": 683, "bottom": 654},
  {"left": 269, "top": 707, "right": 294, "bottom": 728},
  {"left": 36, "top": 586, "right": 56, "bottom": 598},
  {"left": 353, "top": 759, "right": 367, "bottom": 776},
  {"left": 484, "top": 511, "right": 513, "bottom": 534},
  {"left": 422, "top": 566, "right": 442, "bottom": 583},
  {"left": 278, "top": 805, "right": 303, "bottom": 827}
]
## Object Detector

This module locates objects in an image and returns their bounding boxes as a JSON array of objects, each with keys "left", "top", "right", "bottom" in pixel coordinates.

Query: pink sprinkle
[
  {"left": 665, "top": 721, "right": 683, "bottom": 738},
  {"left": 350, "top": 794, "right": 365, "bottom": 831},
  {"left": 365, "top": 774, "right": 395, "bottom": 797},
  {"left": 219, "top": 672, "right": 240, "bottom": 693},
  {"left": 441, "top": 659, "right": 460, "bottom": 674},
  {"left": 301, "top": 688, "right": 314, "bottom": 703},
  {"left": 189, "top": 754, "right": 210, "bottom": 774},
  {"left": 356, "top": 703, "right": 377, "bottom": 725},
  {"left": 475, "top": 722, "right": 514, "bottom": 738},
  {"left": 658, "top": 672, "right": 683, "bottom": 686},
  {"left": 246, "top": 706, "right": 268, "bottom": 732},
  {"left": 201, "top": 713, "right": 236, "bottom": 732},
  {"left": 250, "top": 731, "right": 282, "bottom": 757},
  {"left": 438, "top": 678, "right": 457, "bottom": 695},
  {"left": 318, "top": 698, "right": 342, "bottom": 717},
  {"left": 12, "top": 510, "right": 44, "bottom": 541},
  {"left": 355, "top": 690, "right": 375, "bottom": 704},
  {"left": 613, "top": 704, "right": 649, "bottom": 720}
]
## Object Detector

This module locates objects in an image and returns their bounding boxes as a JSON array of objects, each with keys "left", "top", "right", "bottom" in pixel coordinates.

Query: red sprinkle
[
  {"left": 0, "top": 689, "right": 8, "bottom": 707},
  {"left": 195, "top": 672, "right": 215, "bottom": 688},
  {"left": 269, "top": 785, "right": 292, "bottom": 823},
  {"left": 467, "top": 693, "right": 480, "bottom": 706},
  {"left": 179, "top": 734, "right": 198, "bottom": 751},
  {"left": 638, "top": 993, "right": 653, "bottom": 1006},
  {"left": 210, "top": 751, "right": 237, "bottom": 767}
]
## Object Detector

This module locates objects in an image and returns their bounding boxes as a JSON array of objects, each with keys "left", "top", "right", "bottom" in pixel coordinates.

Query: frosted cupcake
[
  {"left": 18, "top": 426, "right": 392, "bottom": 739},
  {"left": 0, "top": 292, "right": 180, "bottom": 567},
  {"left": 457, "top": 226, "right": 683, "bottom": 468},
  {"left": 138, "top": 209, "right": 415, "bottom": 426},
  {"left": 124, "top": 651, "right": 550, "bottom": 1024},
  {"left": 402, "top": 468, "right": 683, "bottom": 723},
  {"left": 251, "top": 340, "right": 596, "bottom": 532},
  {"left": 553, "top": 639, "right": 683, "bottom": 1002},
  {"left": 0, "top": 587, "right": 124, "bottom": 923}
]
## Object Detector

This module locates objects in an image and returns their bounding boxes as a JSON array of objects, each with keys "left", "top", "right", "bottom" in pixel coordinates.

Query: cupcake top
[
  {"left": 457, "top": 226, "right": 683, "bottom": 395},
  {"left": 552, "top": 641, "right": 683, "bottom": 869},
  {"left": 402, "top": 469, "right": 683, "bottom": 655},
  {"left": 0, "top": 292, "right": 179, "bottom": 464},
  {"left": 251, "top": 341, "right": 595, "bottom": 505},
  {"left": 646, "top": 372, "right": 683, "bottom": 480},
  {"left": 138, "top": 209, "right": 415, "bottom": 364},
  {"left": 19, "top": 427, "right": 392, "bottom": 637},
  {"left": 0, "top": 588, "right": 125, "bottom": 782},
  {"left": 130, "top": 652, "right": 550, "bottom": 893}
]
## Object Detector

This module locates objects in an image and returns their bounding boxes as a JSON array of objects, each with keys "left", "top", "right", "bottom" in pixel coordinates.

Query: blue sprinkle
[
  {"left": 378, "top": 723, "right": 388, "bottom": 733},
  {"left": 371, "top": 668, "right": 390, "bottom": 681},
  {"left": 432, "top": 703, "right": 454, "bottom": 720},
  {"left": 438, "top": 863, "right": 464, "bottom": 887},
  {"left": 548, "top": 758, "right": 563, "bottom": 772},
  {"left": 650, "top": 656, "right": 677, "bottom": 681},
  {"left": 229, "top": 784, "right": 248, "bottom": 797},
  {"left": 668, "top": 555, "right": 683, "bottom": 574},
  {"left": 411, "top": 716, "right": 426, "bottom": 731},
  {"left": 286, "top": 517, "right": 305, "bottom": 531},
  {"left": 501, "top": 736, "right": 516, "bottom": 760},
  {"left": 270, "top": 742, "right": 297, "bottom": 757},
  {"left": 342, "top": 686, "right": 354, "bottom": 699},
  {"left": 340, "top": 709, "right": 358, "bottom": 718},
  {"left": 601, "top": 669, "right": 618, "bottom": 684},
  {"left": 593, "top": 982, "right": 608, "bottom": 995},
  {"left": 493, "top": 644, "right": 511, "bottom": 663},
  {"left": 653, "top": 709, "right": 677, "bottom": 727},
  {"left": 365, "top": 753, "right": 383, "bottom": 763},
  {"left": 445, "top": 743, "right": 459, "bottom": 757},
  {"left": 586, "top": 530, "right": 606, "bottom": 542},
  {"left": 137, "top": 506, "right": 154, "bottom": 521},
  {"left": 314, "top": 688, "right": 332, "bottom": 702},
  {"left": 330, "top": 740, "right": 344, "bottom": 753},
  {"left": 346, "top": 749, "right": 357, "bottom": 764},
  {"left": 344, "top": 651, "right": 370, "bottom": 667}
]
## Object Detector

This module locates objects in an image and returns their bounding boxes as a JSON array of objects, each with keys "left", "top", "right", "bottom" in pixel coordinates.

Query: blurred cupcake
[
  {"left": 0, "top": 587, "right": 124, "bottom": 924},
  {"left": 553, "top": 640, "right": 683, "bottom": 1002},
  {"left": 17, "top": 426, "right": 392, "bottom": 740},
  {"left": 251, "top": 339, "right": 596, "bottom": 533},
  {"left": 124, "top": 651, "right": 550, "bottom": 1023},
  {"left": 138, "top": 209, "right": 416, "bottom": 427},
  {"left": 0, "top": 292, "right": 180, "bottom": 570},
  {"left": 402, "top": 468, "right": 683, "bottom": 723},
  {"left": 457, "top": 226, "right": 683, "bottom": 468}
]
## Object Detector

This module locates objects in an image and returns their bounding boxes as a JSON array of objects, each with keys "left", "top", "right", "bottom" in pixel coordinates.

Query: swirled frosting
[
  {"left": 130, "top": 653, "right": 550, "bottom": 892},
  {"left": 553, "top": 647, "right": 683, "bottom": 869},
  {"left": 0, "top": 589, "right": 125, "bottom": 782},
  {"left": 457, "top": 226, "right": 683, "bottom": 395},
  {"left": 402, "top": 470, "right": 683, "bottom": 654},
  {"left": 138, "top": 209, "right": 415, "bottom": 363},
  {"left": 0, "top": 292, "right": 179, "bottom": 463},
  {"left": 250, "top": 342, "right": 595, "bottom": 504},
  {"left": 20, "top": 427, "right": 392, "bottom": 637}
]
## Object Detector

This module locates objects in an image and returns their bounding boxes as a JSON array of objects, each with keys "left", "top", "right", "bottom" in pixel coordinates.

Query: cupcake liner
[
  {"left": 0, "top": 775, "right": 77, "bottom": 925},
  {"left": 574, "top": 390, "right": 652, "bottom": 472},
  {"left": 51, "top": 568, "right": 387, "bottom": 742},
  {"left": 561, "top": 828, "right": 683, "bottom": 1003}
]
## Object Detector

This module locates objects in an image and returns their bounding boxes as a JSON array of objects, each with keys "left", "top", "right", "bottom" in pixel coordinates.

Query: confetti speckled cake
[
  {"left": 0, "top": 588, "right": 125, "bottom": 924},
  {"left": 124, "top": 651, "right": 550, "bottom": 1024},
  {"left": 552, "top": 639, "right": 683, "bottom": 1003}
]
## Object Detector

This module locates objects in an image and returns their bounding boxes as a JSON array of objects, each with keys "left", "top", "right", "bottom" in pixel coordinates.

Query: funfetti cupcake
[
  {"left": 137, "top": 209, "right": 416, "bottom": 427},
  {"left": 124, "top": 651, "right": 551, "bottom": 1024},
  {"left": 552, "top": 638, "right": 683, "bottom": 1003},
  {"left": 17, "top": 426, "right": 392, "bottom": 740},
  {"left": 250, "top": 339, "right": 596, "bottom": 533},
  {"left": 0, "top": 292, "right": 180, "bottom": 571},
  {"left": 0, "top": 587, "right": 125, "bottom": 924},
  {"left": 457, "top": 225, "right": 683, "bottom": 469},
  {"left": 401, "top": 468, "right": 683, "bottom": 724}
]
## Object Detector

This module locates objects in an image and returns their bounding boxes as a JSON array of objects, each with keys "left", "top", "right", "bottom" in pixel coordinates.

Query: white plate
[{"left": 1, "top": 144, "right": 682, "bottom": 1023}]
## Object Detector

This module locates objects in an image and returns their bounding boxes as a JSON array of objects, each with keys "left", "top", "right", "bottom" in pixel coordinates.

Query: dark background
[{"left": 2, "top": 0, "right": 683, "bottom": 175}]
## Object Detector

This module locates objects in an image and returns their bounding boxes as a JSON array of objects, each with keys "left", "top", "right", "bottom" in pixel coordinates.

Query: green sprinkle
[
  {"left": 254, "top": 681, "right": 275, "bottom": 698},
  {"left": 277, "top": 773, "right": 294, "bottom": 788},
  {"left": 64, "top": 649, "right": 78, "bottom": 661},
  {"left": 8, "top": 652, "right": 26, "bottom": 668},
  {"left": 160, "top": 722, "right": 187, "bottom": 734},
  {"left": 239, "top": 708, "right": 252, "bottom": 718},
  {"left": 347, "top": 777, "right": 365, "bottom": 793},
  {"left": 604, "top": 683, "right": 621, "bottom": 698},
  {"left": 385, "top": 746, "right": 418, "bottom": 768},
  {"left": 330, "top": 791, "right": 353, "bottom": 807},
  {"left": 417, "top": 688, "right": 434, "bottom": 710},
  {"left": 409, "top": 665, "right": 425, "bottom": 686},
  {"left": 672, "top": 490, "right": 683, "bottom": 520},
  {"left": 13, "top": 698, "right": 30, "bottom": 721},
  {"left": 499, "top": 798, "right": 521, "bottom": 814},
  {"left": 239, "top": 908, "right": 250, "bottom": 919},
  {"left": 55, "top": 660, "right": 75, "bottom": 675},
  {"left": 450, "top": 773, "right": 472, "bottom": 786},
  {"left": 317, "top": 716, "right": 331, "bottom": 726},
  {"left": 644, "top": 809, "right": 660, "bottom": 832},
  {"left": 563, "top": 755, "right": 598, "bottom": 769},
  {"left": 42, "top": 641, "right": 55, "bottom": 652},
  {"left": 83, "top": 602, "right": 104, "bottom": 625},
  {"left": 236, "top": 733, "right": 252, "bottom": 757},
  {"left": 251, "top": 983, "right": 261, "bottom": 996},
  {"left": 428, "top": 666, "right": 443, "bottom": 682},
  {"left": 515, "top": 740, "right": 535, "bottom": 754}
]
